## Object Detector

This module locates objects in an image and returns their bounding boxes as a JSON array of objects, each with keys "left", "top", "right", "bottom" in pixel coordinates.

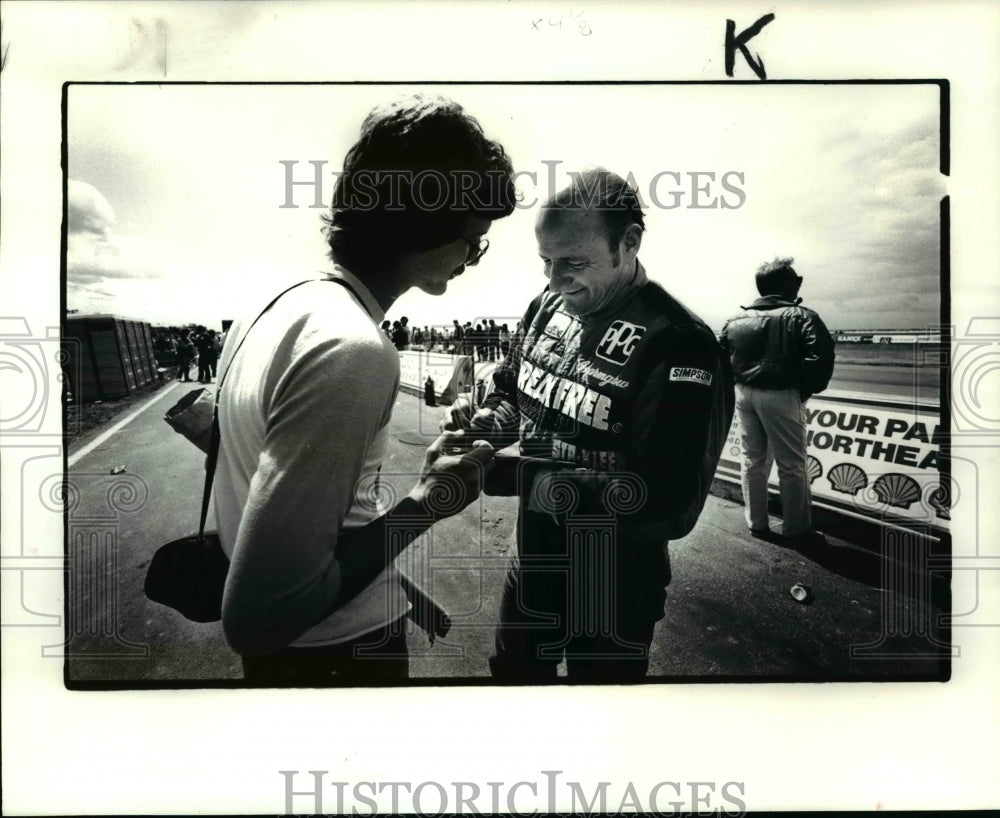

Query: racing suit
[{"left": 465, "top": 262, "right": 734, "bottom": 681}]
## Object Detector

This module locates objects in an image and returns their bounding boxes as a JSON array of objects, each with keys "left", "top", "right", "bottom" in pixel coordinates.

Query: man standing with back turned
[
  {"left": 721, "top": 257, "right": 835, "bottom": 546},
  {"left": 432, "top": 169, "right": 734, "bottom": 682}
]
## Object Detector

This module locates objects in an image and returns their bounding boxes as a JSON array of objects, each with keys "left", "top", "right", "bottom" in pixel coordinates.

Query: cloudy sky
[{"left": 67, "top": 82, "right": 943, "bottom": 333}]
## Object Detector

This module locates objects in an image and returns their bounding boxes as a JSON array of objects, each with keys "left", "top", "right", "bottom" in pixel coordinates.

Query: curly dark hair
[
  {"left": 541, "top": 166, "right": 646, "bottom": 252},
  {"left": 323, "top": 94, "right": 517, "bottom": 276}
]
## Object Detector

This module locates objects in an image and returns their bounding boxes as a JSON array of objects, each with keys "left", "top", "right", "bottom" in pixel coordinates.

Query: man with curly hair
[
  {"left": 721, "top": 257, "right": 835, "bottom": 545},
  {"left": 215, "top": 95, "right": 517, "bottom": 683}
]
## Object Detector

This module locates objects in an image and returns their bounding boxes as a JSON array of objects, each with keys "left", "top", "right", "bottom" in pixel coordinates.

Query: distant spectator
[
  {"left": 392, "top": 317, "right": 411, "bottom": 350},
  {"left": 487, "top": 319, "right": 500, "bottom": 361},
  {"left": 721, "top": 256, "right": 835, "bottom": 546},
  {"left": 195, "top": 331, "right": 212, "bottom": 383},
  {"left": 499, "top": 322, "right": 511, "bottom": 358},
  {"left": 176, "top": 332, "right": 195, "bottom": 382},
  {"left": 475, "top": 322, "right": 488, "bottom": 361},
  {"left": 202, "top": 330, "right": 220, "bottom": 381}
]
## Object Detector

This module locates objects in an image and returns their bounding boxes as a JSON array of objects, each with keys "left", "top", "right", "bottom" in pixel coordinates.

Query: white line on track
[{"left": 67, "top": 381, "right": 194, "bottom": 468}]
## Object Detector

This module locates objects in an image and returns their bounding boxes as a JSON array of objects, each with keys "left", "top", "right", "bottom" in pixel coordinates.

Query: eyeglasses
[{"left": 461, "top": 234, "right": 490, "bottom": 266}]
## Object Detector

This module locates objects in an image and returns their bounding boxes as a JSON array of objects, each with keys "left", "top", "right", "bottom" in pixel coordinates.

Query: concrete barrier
[{"left": 397, "top": 351, "right": 474, "bottom": 405}]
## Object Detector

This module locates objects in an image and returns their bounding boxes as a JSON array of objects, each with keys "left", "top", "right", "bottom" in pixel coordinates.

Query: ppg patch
[
  {"left": 669, "top": 366, "right": 713, "bottom": 386},
  {"left": 596, "top": 320, "right": 646, "bottom": 365}
]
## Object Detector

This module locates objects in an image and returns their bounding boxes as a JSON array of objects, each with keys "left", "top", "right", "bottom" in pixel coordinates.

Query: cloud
[
  {"left": 67, "top": 180, "right": 125, "bottom": 285},
  {"left": 67, "top": 179, "right": 171, "bottom": 293},
  {"left": 68, "top": 179, "right": 117, "bottom": 237},
  {"left": 64, "top": 176, "right": 268, "bottom": 324},
  {"left": 756, "top": 108, "right": 944, "bottom": 330}
]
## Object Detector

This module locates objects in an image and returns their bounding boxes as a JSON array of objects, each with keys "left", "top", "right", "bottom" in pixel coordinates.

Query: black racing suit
[{"left": 465, "top": 263, "right": 734, "bottom": 681}]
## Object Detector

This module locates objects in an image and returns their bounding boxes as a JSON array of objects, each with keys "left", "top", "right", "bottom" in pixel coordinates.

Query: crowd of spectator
[
  {"left": 381, "top": 316, "right": 512, "bottom": 361},
  {"left": 152, "top": 325, "right": 226, "bottom": 382},
  {"left": 150, "top": 314, "right": 509, "bottom": 383}
]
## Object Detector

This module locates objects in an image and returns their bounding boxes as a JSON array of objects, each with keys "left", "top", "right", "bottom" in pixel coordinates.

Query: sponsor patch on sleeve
[{"left": 669, "top": 366, "right": 713, "bottom": 386}]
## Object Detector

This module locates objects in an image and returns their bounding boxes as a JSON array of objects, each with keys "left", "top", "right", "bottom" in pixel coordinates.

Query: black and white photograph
[
  {"left": 2, "top": 2, "right": 999, "bottom": 815},
  {"left": 62, "top": 80, "right": 949, "bottom": 686}
]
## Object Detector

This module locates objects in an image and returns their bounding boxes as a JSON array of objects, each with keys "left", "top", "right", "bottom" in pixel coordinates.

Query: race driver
[{"left": 428, "top": 167, "right": 735, "bottom": 682}]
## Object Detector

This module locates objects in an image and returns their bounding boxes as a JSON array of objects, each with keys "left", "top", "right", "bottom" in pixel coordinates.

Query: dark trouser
[
  {"left": 490, "top": 509, "right": 671, "bottom": 684},
  {"left": 241, "top": 616, "right": 409, "bottom": 686}
]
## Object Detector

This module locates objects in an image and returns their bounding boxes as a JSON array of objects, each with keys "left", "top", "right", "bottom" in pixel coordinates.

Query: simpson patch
[{"left": 669, "top": 366, "right": 713, "bottom": 386}]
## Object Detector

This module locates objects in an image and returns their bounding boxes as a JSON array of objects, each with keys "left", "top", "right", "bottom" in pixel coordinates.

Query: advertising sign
[{"left": 715, "top": 389, "right": 948, "bottom": 532}]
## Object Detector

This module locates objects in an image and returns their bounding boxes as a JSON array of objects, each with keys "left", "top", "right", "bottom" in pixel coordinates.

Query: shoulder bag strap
[{"left": 197, "top": 276, "right": 370, "bottom": 539}]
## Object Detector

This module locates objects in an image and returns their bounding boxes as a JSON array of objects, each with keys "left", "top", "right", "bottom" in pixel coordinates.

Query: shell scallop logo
[
  {"left": 827, "top": 463, "right": 868, "bottom": 495},
  {"left": 872, "top": 473, "right": 921, "bottom": 509},
  {"left": 806, "top": 455, "right": 822, "bottom": 484}
]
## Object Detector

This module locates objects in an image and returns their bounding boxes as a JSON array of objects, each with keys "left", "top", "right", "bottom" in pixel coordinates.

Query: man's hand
[
  {"left": 421, "top": 430, "right": 473, "bottom": 478},
  {"left": 410, "top": 439, "right": 494, "bottom": 521},
  {"left": 440, "top": 397, "right": 474, "bottom": 432}
]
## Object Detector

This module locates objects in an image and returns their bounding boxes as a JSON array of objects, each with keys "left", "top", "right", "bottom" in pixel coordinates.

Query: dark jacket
[
  {"left": 469, "top": 262, "right": 735, "bottom": 542},
  {"left": 196, "top": 334, "right": 219, "bottom": 364},
  {"left": 720, "top": 295, "right": 835, "bottom": 399}
]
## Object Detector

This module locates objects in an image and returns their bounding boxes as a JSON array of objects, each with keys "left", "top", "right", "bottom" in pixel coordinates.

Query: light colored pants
[{"left": 736, "top": 384, "right": 811, "bottom": 536}]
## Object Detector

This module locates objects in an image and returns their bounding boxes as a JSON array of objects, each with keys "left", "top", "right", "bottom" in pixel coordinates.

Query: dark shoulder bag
[
  {"left": 143, "top": 277, "right": 452, "bottom": 639},
  {"left": 144, "top": 281, "right": 314, "bottom": 622}
]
